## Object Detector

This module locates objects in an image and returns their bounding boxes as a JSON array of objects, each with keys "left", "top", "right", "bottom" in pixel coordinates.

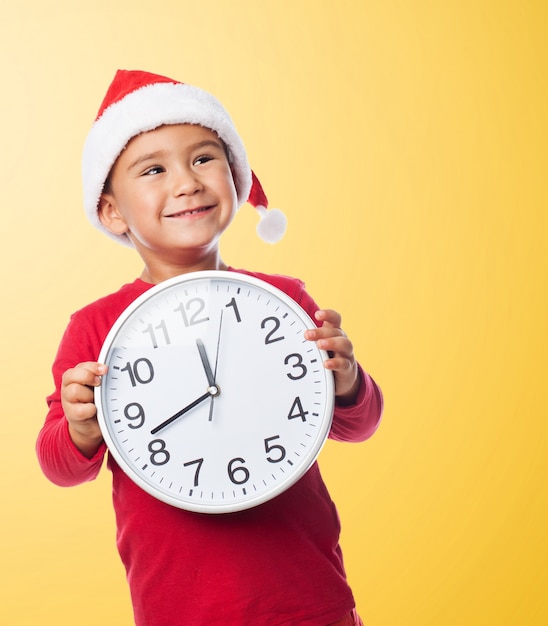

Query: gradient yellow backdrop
[{"left": 1, "top": 1, "right": 546, "bottom": 624}]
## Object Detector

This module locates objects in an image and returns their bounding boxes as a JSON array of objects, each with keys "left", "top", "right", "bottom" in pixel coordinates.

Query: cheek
[
  {"left": 217, "top": 163, "right": 238, "bottom": 202},
  {"left": 121, "top": 188, "right": 159, "bottom": 216},
  {"left": 225, "top": 175, "right": 239, "bottom": 206}
]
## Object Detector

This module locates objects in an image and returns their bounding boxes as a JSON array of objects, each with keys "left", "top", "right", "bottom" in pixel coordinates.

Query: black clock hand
[
  {"left": 150, "top": 391, "right": 212, "bottom": 435},
  {"left": 196, "top": 336, "right": 219, "bottom": 422},
  {"left": 195, "top": 311, "right": 225, "bottom": 422},
  {"left": 196, "top": 339, "right": 215, "bottom": 388}
]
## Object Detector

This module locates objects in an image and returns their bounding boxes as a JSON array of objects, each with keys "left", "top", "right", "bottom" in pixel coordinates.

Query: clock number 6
[
  {"left": 284, "top": 353, "right": 308, "bottom": 380},
  {"left": 228, "top": 458, "right": 250, "bottom": 485}
]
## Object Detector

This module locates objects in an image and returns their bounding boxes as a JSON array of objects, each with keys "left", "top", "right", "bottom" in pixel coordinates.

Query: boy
[{"left": 36, "top": 70, "right": 383, "bottom": 626}]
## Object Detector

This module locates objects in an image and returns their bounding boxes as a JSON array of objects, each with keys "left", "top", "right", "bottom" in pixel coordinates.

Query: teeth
[{"left": 171, "top": 207, "right": 208, "bottom": 217}]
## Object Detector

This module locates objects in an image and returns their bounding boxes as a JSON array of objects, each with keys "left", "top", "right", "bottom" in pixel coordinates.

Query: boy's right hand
[{"left": 61, "top": 362, "right": 107, "bottom": 458}]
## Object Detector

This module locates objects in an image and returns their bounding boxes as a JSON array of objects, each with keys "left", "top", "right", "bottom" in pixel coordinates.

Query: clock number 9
[
  {"left": 124, "top": 402, "right": 145, "bottom": 429},
  {"left": 148, "top": 439, "right": 170, "bottom": 466},
  {"left": 284, "top": 353, "right": 308, "bottom": 380}
]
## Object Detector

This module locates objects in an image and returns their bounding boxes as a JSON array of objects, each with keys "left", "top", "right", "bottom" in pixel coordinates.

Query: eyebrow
[
  {"left": 126, "top": 139, "right": 226, "bottom": 172},
  {"left": 126, "top": 151, "right": 166, "bottom": 172}
]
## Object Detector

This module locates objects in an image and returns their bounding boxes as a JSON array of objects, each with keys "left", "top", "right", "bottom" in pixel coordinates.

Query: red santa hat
[{"left": 82, "top": 69, "right": 286, "bottom": 246}]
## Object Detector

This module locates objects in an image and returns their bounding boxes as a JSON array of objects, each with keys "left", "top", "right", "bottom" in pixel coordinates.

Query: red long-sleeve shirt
[{"left": 37, "top": 269, "right": 383, "bottom": 626}]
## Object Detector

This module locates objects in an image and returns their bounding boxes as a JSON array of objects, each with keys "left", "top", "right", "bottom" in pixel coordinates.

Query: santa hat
[{"left": 82, "top": 69, "right": 286, "bottom": 246}]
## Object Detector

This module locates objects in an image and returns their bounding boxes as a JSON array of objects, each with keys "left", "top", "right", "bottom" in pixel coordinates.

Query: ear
[{"left": 98, "top": 193, "right": 129, "bottom": 236}]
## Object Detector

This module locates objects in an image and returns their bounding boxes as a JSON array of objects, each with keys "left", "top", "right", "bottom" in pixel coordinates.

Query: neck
[{"left": 139, "top": 256, "right": 229, "bottom": 285}]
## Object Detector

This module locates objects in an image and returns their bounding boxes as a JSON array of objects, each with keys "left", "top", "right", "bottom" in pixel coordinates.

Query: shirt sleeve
[
  {"left": 329, "top": 365, "right": 383, "bottom": 442},
  {"left": 36, "top": 311, "right": 108, "bottom": 487},
  {"left": 36, "top": 414, "right": 107, "bottom": 487}
]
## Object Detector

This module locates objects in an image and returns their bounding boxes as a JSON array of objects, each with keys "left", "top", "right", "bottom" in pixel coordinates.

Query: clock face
[{"left": 96, "top": 271, "right": 334, "bottom": 513}]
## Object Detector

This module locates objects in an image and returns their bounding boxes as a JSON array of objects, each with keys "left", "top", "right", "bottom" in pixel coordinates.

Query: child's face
[{"left": 99, "top": 124, "right": 238, "bottom": 274}]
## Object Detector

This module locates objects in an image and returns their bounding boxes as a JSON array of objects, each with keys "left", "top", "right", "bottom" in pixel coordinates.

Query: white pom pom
[{"left": 255, "top": 206, "right": 287, "bottom": 244}]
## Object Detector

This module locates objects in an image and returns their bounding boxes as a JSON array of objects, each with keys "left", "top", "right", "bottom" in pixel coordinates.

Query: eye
[
  {"left": 194, "top": 154, "right": 215, "bottom": 166},
  {"left": 142, "top": 165, "right": 165, "bottom": 176}
]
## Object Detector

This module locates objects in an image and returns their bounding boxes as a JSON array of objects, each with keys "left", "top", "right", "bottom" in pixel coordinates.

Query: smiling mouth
[{"left": 167, "top": 206, "right": 213, "bottom": 218}]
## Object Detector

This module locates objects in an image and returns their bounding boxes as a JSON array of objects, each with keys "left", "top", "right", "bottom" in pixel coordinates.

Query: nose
[{"left": 172, "top": 164, "right": 203, "bottom": 196}]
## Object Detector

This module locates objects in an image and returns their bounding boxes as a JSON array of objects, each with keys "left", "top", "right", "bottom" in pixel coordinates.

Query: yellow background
[{"left": 1, "top": 1, "right": 546, "bottom": 624}]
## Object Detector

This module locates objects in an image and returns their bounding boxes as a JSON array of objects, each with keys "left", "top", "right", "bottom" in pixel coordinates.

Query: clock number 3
[{"left": 284, "top": 353, "right": 308, "bottom": 380}]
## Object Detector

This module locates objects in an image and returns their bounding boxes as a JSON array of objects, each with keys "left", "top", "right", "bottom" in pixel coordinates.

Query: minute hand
[{"left": 150, "top": 391, "right": 212, "bottom": 435}]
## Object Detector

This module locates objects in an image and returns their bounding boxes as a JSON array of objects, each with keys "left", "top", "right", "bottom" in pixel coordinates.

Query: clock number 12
[{"left": 174, "top": 298, "right": 209, "bottom": 327}]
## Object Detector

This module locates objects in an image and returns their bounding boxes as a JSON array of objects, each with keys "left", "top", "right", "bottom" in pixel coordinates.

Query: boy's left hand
[{"left": 304, "top": 309, "right": 360, "bottom": 405}]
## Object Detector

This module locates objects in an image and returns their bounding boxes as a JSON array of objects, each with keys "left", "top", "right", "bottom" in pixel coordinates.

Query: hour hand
[
  {"left": 196, "top": 339, "right": 215, "bottom": 388},
  {"left": 196, "top": 338, "right": 221, "bottom": 422}
]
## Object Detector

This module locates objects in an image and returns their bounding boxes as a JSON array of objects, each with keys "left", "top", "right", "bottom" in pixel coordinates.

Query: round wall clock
[{"left": 96, "top": 270, "right": 334, "bottom": 513}]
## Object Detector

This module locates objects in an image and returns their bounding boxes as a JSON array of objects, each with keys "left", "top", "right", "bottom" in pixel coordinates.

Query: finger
[
  {"left": 63, "top": 381, "right": 96, "bottom": 405},
  {"left": 304, "top": 326, "right": 347, "bottom": 345},
  {"left": 323, "top": 355, "right": 356, "bottom": 374},
  {"left": 62, "top": 362, "right": 107, "bottom": 388},
  {"left": 317, "top": 336, "right": 354, "bottom": 358},
  {"left": 314, "top": 309, "right": 342, "bottom": 328},
  {"left": 66, "top": 398, "right": 99, "bottom": 422}
]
